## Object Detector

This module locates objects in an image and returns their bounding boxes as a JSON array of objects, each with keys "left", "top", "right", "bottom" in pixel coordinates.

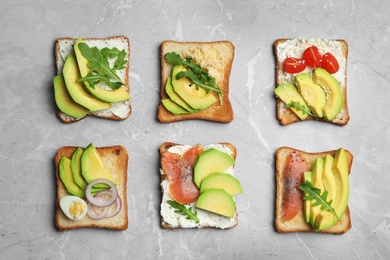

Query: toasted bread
[
  {"left": 275, "top": 146, "right": 353, "bottom": 234},
  {"left": 158, "top": 40, "right": 234, "bottom": 123},
  {"left": 54, "top": 36, "right": 131, "bottom": 123},
  {"left": 54, "top": 145, "right": 128, "bottom": 231},
  {"left": 274, "top": 38, "right": 349, "bottom": 126},
  {"left": 159, "top": 142, "right": 238, "bottom": 229}
]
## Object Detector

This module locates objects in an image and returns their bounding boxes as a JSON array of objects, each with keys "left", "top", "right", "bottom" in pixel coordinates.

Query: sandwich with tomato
[{"left": 273, "top": 37, "right": 349, "bottom": 126}]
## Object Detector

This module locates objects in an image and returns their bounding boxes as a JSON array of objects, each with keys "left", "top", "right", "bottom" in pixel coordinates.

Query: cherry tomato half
[
  {"left": 283, "top": 57, "right": 307, "bottom": 74},
  {"left": 302, "top": 46, "right": 321, "bottom": 68},
  {"left": 321, "top": 52, "right": 339, "bottom": 74}
]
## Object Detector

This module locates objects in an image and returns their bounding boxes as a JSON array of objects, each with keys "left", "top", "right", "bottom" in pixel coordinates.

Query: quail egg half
[{"left": 60, "top": 196, "right": 88, "bottom": 220}]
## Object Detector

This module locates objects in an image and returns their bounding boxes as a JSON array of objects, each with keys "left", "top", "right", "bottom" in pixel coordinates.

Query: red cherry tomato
[
  {"left": 321, "top": 52, "right": 339, "bottom": 74},
  {"left": 283, "top": 57, "right": 307, "bottom": 74},
  {"left": 302, "top": 46, "right": 321, "bottom": 68}
]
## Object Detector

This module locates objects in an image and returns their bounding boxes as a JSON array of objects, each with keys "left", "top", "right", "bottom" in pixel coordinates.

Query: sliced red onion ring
[
  {"left": 86, "top": 178, "right": 118, "bottom": 207},
  {"left": 93, "top": 190, "right": 122, "bottom": 218},
  {"left": 87, "top": 200, "right": 109, "bottom": 220}
]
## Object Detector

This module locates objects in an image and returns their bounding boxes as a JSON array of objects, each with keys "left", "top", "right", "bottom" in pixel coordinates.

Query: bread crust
[
  {"left": 274, "top": 38, "right": 349, "bottom": 126},
  {"left": 54, "top": 36, "right": 131, "bottom": 123},
  {"left": 54, "top": 145, "right": 128, "bottom": 231},
  {"left": 159, "top": 142, "right": 238, "bottom": 229},
  {"left": 275, "top": 146, "right": 353, "bottom": 234},
  {"left": 158, "top": 40, "right": 234, "bottom": 123}
]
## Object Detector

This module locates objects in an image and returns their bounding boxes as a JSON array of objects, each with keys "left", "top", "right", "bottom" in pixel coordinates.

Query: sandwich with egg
[{"left": 54, "top": 143, "right": 128, "bottom": 231}]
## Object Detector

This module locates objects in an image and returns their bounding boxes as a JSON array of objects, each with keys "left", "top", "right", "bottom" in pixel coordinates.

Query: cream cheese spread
[
  {"left": 160, "top": 144, "right": 236, "bottom": 229},
  {"left": 276, "top": 37, "right": 346, "bottom": 87}
]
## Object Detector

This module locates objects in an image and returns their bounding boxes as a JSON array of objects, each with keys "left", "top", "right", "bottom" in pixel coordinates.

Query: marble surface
[{"left": 1, "top": 0, "right": 390, "bottom": 259}]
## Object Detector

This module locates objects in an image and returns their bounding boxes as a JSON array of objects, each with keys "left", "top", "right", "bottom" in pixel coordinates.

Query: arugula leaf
[
  {"left": 77, "top": 43, "right": 124, "bottom": 89},
  {"left": 285, "top": 101, "right": 319, "bottom": 119},
  {"left": 299, "top": 180, "right": 338, "bottom": 220},
  {"left": 167, "top": 200, "right": 200, "bottom": 223},
  {"left": 164, "top": 52, "right": 222, "bottom": 98}
]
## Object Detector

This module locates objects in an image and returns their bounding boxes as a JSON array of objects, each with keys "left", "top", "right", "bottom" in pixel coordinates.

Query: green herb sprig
[
  {"left": 164, "top": 52, "right": 222, "bottom": 95},
  {"left": 167, "top": 200, "right": 200, "bottom": 223},
  {"left": 299, "top": 181, "right": 338, "bottom": 220},
  {"left": 76, "top": 43, "right": 126, "bottom": 90},
  {"left": 285, "top": 101, "right": 319, "bottom": 120}
]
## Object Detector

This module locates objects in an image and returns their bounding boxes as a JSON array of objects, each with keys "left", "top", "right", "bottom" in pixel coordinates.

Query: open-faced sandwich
[
  {"left": 273, "top": 37, "right": 349, "bottom": 125},
  {"left": 159, "top": 142, "right": 242, "bottom": 229},
  {"left": 158, "top": 40, "right": 235, "bottom": 123},
  {"left": 53, "top": 36, "right": 131, "bottom": 123},
  {"left": 275, "top": 146, "right": 353, "bottom": 233},
  {"left": 54, "top": 143, "right": 128, "bottom": 231}
]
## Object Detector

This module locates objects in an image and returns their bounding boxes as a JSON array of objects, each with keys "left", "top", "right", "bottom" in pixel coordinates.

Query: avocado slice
[
  {"left": 81, "top": 143, "right": 116, "bottom": 189},
  {"left": 302, "top": 171, "right": 312, "bottom": 223},
  {"left": 161, "top": 99, "right": 190, "bottom": 114},
  {"left": 274, "top": 83, "right": 309, "bottom": 120},
  {"left": 308, "top": 158, "right": 325, "bottom": 227},
  {"left": 63, "top": 53, "right": 111, "bottom": 112},
  {"left": 314, "top": 148, "right": 349, "bottom": 230},
  {"left": 195, "top": 188, "right": 236, "bottom": 218},
  {"left": 294, "top": 73, "right": 326, "bottom": 118},
  {"left": 312, "top": 68, "right": 343, "bottom": 121},
  {"left": 171, "top": 65, "right": 217, "bottom": 110},
  {"left": 193, "top": 148, "right": 235, "bottom": 187},
  {"left": 59, "top": 156, "right": 85, "bottom": 198},
  {"left": 165, "top": 77, "right": 197, "bottom": 112},
  {"left": 53, "top": 75, "right": 89, "bottom": 119},
  {"left": 74, "top": 38, "right": 130, "bottom": 103},
  {"left": 70, "top": 147, "right": 88, "bottom": 190},
  {"left": 322, "top": 155, "right": 337, "bottom": 202},
  {"left": 199, "top": 172, "right": 242, "bottom": 195}
]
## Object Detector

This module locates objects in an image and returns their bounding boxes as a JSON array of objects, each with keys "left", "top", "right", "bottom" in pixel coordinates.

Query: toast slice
[
  {"left": 54, "top": 36, "right": 131, "bottom": 123},
  {"left": 274, "top": 38, "right": 349, "bottom": 126},
  {"left": 158, "top": 40, "right": 234, "bottom": 123},
  {"left": 54, "top": 145, "right": 128, "bottom": 231},
  {"left": 275, "top": 146, "right": 353, "bottom": 234},
  {"left": 159, "top": 142, "right": 238, "bottom": 229}
]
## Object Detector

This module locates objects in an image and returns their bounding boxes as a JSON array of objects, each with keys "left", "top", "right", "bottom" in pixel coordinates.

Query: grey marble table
[{"left": 1, "top": 0, "right": 389, "bottom": 259}]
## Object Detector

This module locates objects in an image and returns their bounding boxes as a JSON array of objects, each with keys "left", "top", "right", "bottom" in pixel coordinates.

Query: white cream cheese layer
[
  {"left": 160, "top": 144, "right": 236, "bottom": 229},
  {"left": 57, "top": 38, "right": 130, "bottom": 119},
  {"left": 276, "top": 37, "right": 346, "bottom": 87}
]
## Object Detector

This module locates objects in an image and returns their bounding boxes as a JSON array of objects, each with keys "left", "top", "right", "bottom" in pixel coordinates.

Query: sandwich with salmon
[
  {"left": 159, "top": 142, "right": 242, "bottom": 229},
  {"left": 273, "top": 37, "right": 349, "bottom": 126},
  {"left": 275, "top": 146, "right": 353, "bottom": 233},
  {"left": 158, "top": 40, "right": 235, "bottom": 123},
  {"left": 54, "top": 36, "right": 131, "bottom": 123}
]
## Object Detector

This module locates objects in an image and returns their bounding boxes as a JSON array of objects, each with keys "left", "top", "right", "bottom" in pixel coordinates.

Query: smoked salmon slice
[
  {"left": 161, "top": 151, "right": 199, "bottom": 204},
  {"left": 282, "top": 151, "right": 308, "bottom": 221},
  {"left": 183, "top": 144, "right": 204, "bottom": 168}
]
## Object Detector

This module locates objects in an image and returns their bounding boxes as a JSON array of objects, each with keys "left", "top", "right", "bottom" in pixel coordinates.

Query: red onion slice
[
  {"left": 93, "top": 190, "right": 122, "bottom": 218},
  {"left": 87, "top": 200, "right": 109, "bottom": 220},
  {"left": 86, "top": 178, "right": 118, "bottom": 207},
  {"left": 105, "top": 194, "right": 122, "bottom": 218}
]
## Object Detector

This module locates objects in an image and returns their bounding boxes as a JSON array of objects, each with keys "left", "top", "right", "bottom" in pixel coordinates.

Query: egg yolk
[{"left": 70, "top": 201, "right": 85, "bottom": 219}]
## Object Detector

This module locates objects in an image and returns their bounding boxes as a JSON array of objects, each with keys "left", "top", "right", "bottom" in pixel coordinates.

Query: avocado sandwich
[
  {"left": 54, "top": 144, "right": 128, "bottom": 231},
  {"left": 158, "top": 40, "right": 235, "bottom": 123},
  {"left": 54, "top": 36, "right": 131, "bottom": 123},
  {"left": 273, "top": 37, "right": 349, "bottom": 126},
  {"left": 159, "top": 142, "right": 242, "bottom": 229},
  {"left": 275, "top": 146, "right": 353, "bottom": 234}
]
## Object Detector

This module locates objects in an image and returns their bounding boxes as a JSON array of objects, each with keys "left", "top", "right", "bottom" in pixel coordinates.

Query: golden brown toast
[{"left": 158, "top": 40, "right": 234, "bottom": 123}]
